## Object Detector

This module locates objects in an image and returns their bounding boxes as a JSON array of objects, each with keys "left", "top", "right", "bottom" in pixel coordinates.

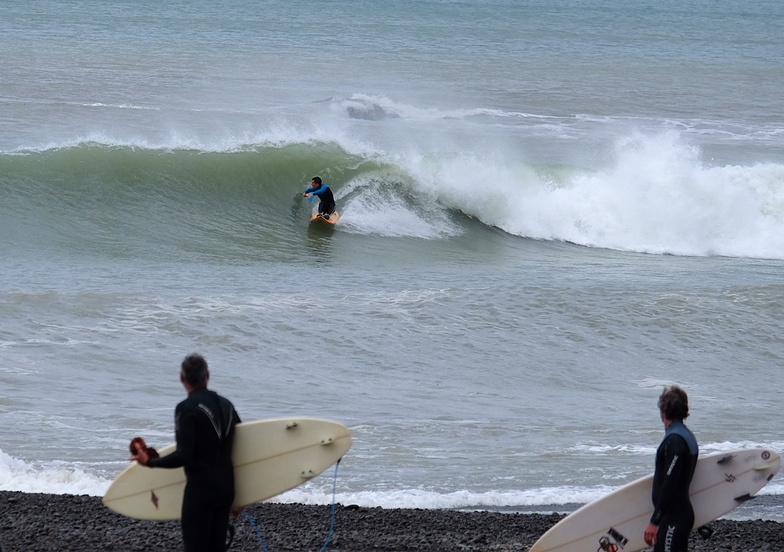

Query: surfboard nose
[{"left": 753, "top": 449, "right": 780, "bottom": 479}]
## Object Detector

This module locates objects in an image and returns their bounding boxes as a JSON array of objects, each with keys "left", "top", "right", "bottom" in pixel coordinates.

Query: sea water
[{"left": 1, "top": 0, "right": 783, "bottom": 521}]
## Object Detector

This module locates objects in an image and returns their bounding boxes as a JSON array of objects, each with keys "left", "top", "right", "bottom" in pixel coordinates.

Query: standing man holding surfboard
[
  {"left": 644, "top": 386, "right": 699, "bottom": 552},
  {"left": 130, "top": 353, "right": 242, "bottom": 552},
  {"left": 302, "top": 176, "right": 336, "bottom": 219}
]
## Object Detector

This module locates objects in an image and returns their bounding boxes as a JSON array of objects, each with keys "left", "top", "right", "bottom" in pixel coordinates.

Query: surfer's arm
[
  {"left": 304, "top": 185, "right": 328, "bottom": 196},
  {"left": 147, "top": 409, "right": 197, "bottom": 469},
  {"left": 650, "top": 436, "right": 689, "bottom": 524}
]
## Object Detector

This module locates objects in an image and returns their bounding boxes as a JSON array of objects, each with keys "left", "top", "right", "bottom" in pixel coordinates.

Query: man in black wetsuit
[
  {"left": 131, "top": 353, "right": 241, "bottom": 552},
  {"left": 644, "top": 385, "right": 699, "bottom": 552},
  {"left": 302, "top": 176, "right": 336, "bottom": 218}
]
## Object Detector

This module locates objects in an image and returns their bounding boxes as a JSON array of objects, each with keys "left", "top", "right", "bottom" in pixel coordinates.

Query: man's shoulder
[
  {"left": 200, "top": 389, "right": 238, "bottom": 415},
  {"left": 663, "top": 431, "right": 694, "bottom": 454},
  {"left": 213, "top": 392, "right": 240, "bottom": 424},
  {"left": 215, "top": 393, "right": 239, "bottom": 416},
  {"left": 666, "top": 422, "right": 698, "bottom": 454}
]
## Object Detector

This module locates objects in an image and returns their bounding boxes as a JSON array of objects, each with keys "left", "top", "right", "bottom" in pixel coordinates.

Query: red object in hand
[{"left": 130, "top": 437, "right": 160, "bottom": 459}]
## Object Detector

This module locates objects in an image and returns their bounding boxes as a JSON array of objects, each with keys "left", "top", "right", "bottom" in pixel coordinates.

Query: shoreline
[{"left": 2, "top": 492, "right": 783, "bottom": 552}]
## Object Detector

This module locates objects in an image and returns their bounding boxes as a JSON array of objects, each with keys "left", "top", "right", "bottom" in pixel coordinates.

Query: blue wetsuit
[
  {"left": 147, "top": 388, "right": 241, "bottom": 552},
  {"left": 650, "top": 421, "right": 698, "bottom": 552},
  {"left": 304, "top": 184, "right": 336, "bottom": 215}
]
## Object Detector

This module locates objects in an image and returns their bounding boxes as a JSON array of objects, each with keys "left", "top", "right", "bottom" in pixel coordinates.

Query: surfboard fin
[
  {"left": 301, "top": 469, "right": 315, "bottom": 478},
  {"left": 286, "top": 421, "right": 299, "bottom": 430},
  {"left": 717, "top": 454, "right": 735, "bottom": 464},
  {"left": 321, "top": 437, "right": 334, "bottom": 445},
  {"left": 734, "top": 493, "right": 755, "bottom": 503},
  {"left": 753, "top": 462, "right": 777, "bottom": 471}
]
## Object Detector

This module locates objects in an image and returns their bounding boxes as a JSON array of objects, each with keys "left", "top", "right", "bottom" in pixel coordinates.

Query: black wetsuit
[
  {"left": 650, "top": 421, "right": 699, "bottom": 552},
  {"left": 147, "top": 388, "right": 241, "bottom": 552}
]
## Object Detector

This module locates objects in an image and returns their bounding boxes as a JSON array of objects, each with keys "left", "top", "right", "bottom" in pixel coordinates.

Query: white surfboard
[
  {"left": 530, "top": 448, "right": 780, "bottom": 552},
  {"left": 103, "top": 417, "right": 352, "bottom": 520}
]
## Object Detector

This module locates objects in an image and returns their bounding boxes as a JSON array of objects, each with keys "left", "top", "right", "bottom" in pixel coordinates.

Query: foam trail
[{"left": 337, "top": 176, "right": 461, "bottom": 238}]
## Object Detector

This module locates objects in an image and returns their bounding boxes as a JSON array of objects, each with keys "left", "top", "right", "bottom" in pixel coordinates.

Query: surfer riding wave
[{"left": 302, "top": 176, "right": 336, "bottom": 219}]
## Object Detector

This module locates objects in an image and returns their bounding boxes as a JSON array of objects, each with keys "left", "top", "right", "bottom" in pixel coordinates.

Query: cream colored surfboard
[
  {"left": 103, "top": 417, "right": 352, "bottom": 520},
  {"left": 530, "top": 448, "right": 780, "bottom": 552}
]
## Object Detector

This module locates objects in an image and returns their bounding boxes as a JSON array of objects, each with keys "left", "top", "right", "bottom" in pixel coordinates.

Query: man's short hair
[
  {"left": 658, "top": 385, "right": 689, "bottom": 421},
  {"left": 181, "top": 353, "right": 209, "bottom": 386},
  {"left": 312, "top": 176, "right": 322, "bottom": 185}
]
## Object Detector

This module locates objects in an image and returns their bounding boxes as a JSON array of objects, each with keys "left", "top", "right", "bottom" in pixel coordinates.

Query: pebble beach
[{"left": 1, "top": 492, "right": 782, "bottom": 552}]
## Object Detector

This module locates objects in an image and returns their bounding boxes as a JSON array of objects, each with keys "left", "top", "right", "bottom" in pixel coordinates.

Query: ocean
[{"left": 1, "top": 0, "right": 783, "bottom": 523}]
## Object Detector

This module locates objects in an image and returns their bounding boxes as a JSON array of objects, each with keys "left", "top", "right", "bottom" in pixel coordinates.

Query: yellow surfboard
[
  {"left": 103, "top": 417, "right": 352, "bottom": 520},
  {"left": 310, "top": 211, "right": 340, "bottom": 225}
]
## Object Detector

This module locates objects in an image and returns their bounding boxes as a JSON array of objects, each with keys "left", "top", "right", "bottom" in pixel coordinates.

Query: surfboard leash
[{"left": 242, "top": 458, "right": 342, "bottom": 552}]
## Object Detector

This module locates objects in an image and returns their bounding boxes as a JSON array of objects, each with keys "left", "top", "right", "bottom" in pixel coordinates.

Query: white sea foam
[
  {"left": 0, "top": 449, "right": 110, "bottom": 496},
  {"left": 336, "top": 175, "right": 461, "bottom": 238},
  {"left": 275, "top": 485, "right": 618, "bottom": 509},
  {"left": 0, "top": 447, "right": 608, "bottom": 506},
  {"left": 392, "top": 131, "right": 784, "bottom": 259},
  {"left": 0, "top": 447, "right": 616, "bottom": 506},
  {"left": 699, "top": 441, "right": 784, "bottom": 455},
  {"left": 568, "top": 443, "right": 656, "bottom": 456},
  {"left": 1, "top": 444, "right": 781, "bottom": 515},
  {"left": 335, "top": 94, "right": 563, "bottom": 123}
]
